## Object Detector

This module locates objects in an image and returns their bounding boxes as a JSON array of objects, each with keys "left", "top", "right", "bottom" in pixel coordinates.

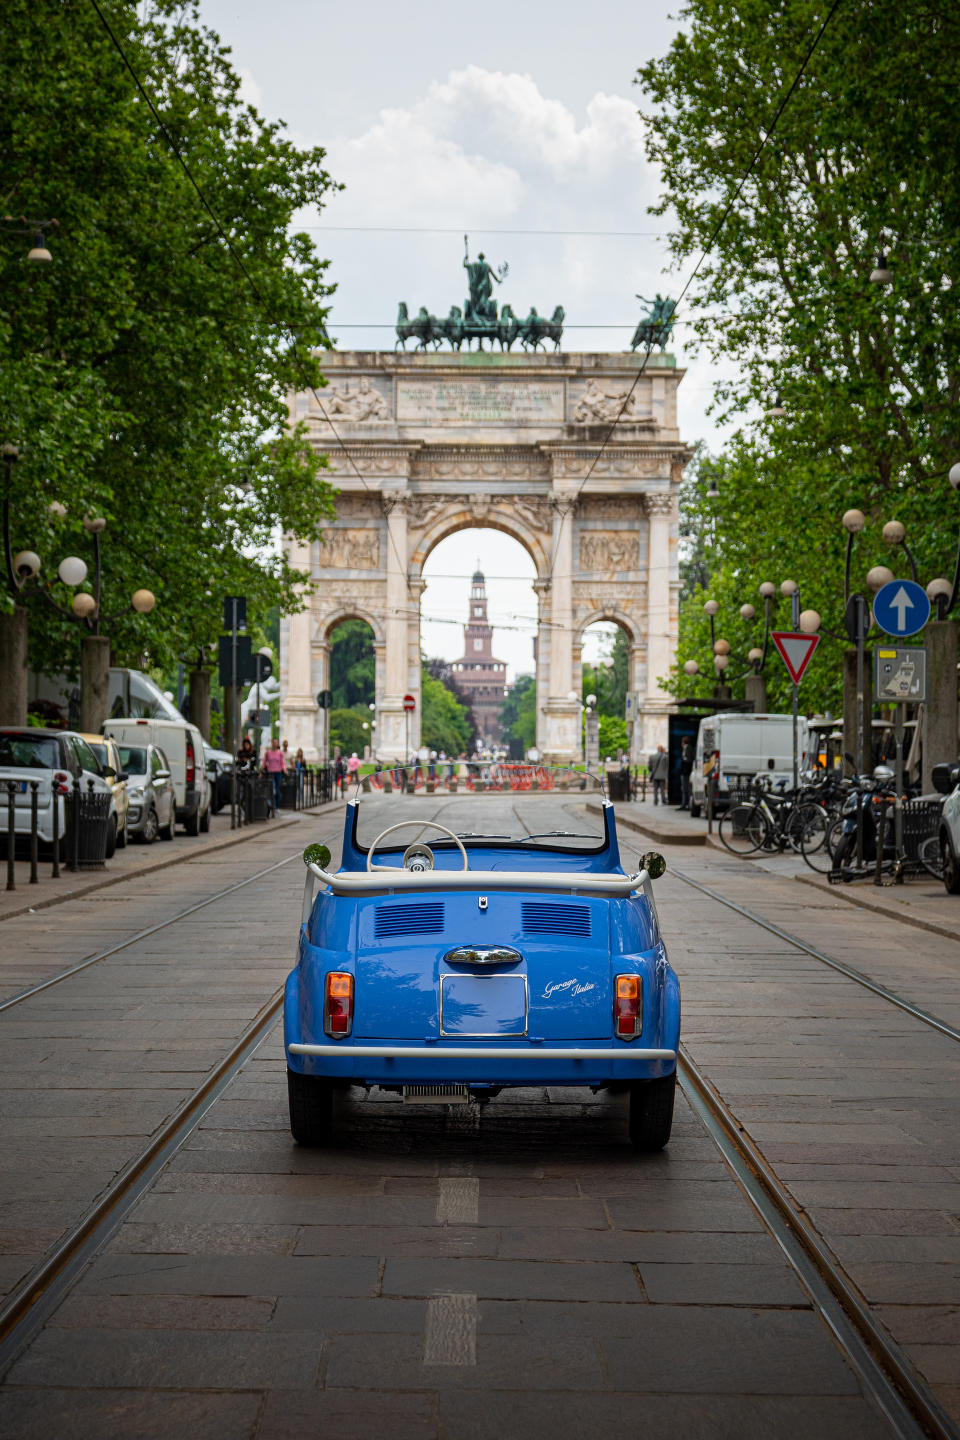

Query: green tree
[
  {"left": 1, "top": 0, "right": 338, "bottom": 685},
  {"left": 499, "top": 673, "right": 537, "bottom": 754},
  {"left": 329, "top": 707, "right": 369, "bottom": 756},
  {"left": 330, "top": 621, "right": 375, "bottom": 709},
  {"left": 421, "top": 666, "right": 472, "bottom": 755},
  {"left": 638, "top": 1, "right": 960, "bottom": 710}
]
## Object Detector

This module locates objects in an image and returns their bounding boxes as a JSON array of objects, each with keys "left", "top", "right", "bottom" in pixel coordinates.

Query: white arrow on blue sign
[{"left": 872, "top": 579, "right": 930, "bottom": 638}]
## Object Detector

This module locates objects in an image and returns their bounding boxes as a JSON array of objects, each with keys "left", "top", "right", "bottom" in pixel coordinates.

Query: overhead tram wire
[
  {"left": 546, "top": 0, "right": 846, "bottom": 580},
  {"left": 87, "top": 0, "right": 412, "bottom": 594}
]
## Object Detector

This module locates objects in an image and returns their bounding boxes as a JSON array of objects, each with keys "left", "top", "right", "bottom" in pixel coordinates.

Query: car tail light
[
  {"left": 53, "top": 771, "right": 70, "bottom": 796},
  {"left": 614, "top": 974, "right": 642, "bottom": 1039},
  {"left": 324, "top": 971, "right": 354, "bottom": 1037},
  {"left": 186, "top": 737, "right": 195, "bottom": 786}
]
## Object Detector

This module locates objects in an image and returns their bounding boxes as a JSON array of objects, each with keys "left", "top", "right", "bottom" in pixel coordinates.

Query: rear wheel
[
  {"left": 786, "top": 802, "right": 828, "bottom": 854},
  {"left": 628, "top": 1072, "right": 676, "bottom": 1152},
  {"left": 159, "top": 811, "right": 175, "bottom": 841},
  {"left": 718, "top": 803, "right": 770, "bottom": 855},
  {"left": 942, "top": 834, "right": 960, "bottom": 895},
  {"left": 287, "top": 1068, "right": 336, "bottom": 1145},
  {"left": 199, "top": 804, "right": 210, "bottom": 833},
  {"left": 105, "top": 815, "right": 118, "bottom": 860},
  {"left": 184, "top": 807, "right": 200, "bottom": 836},
  {"left": 140, "top": 807, "right": 158, "bottom": 845},
  {"left": 116, "top": 819, "right": 127, "bottom": 849}
]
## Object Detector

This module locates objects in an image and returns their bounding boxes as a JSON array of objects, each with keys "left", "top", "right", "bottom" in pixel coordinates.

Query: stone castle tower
[{"left": 451, "top": 569, "right": 506, "bottom": 750}]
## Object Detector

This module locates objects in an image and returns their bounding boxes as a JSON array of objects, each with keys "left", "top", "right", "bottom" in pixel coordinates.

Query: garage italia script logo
[{"left": 542, "top": 979, "right": 596, "bottom": 999}]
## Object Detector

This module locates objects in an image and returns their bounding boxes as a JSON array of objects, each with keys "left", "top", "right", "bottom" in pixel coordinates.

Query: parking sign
[{"left": 874, "top": 647, "right": 927, "bottom": 703}]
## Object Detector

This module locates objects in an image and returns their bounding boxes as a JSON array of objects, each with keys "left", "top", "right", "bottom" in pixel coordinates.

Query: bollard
[
  {"left": 68, "top": 775, "right": 82, "bottom": 872},
  {"left": 29, "top": 780, "right": 38, "bottom": 884},
  {"left": 6, "top": 779, "right": 15, "bottom": 892},
  {"left": 51, "top": 774, "right": 60, "bottom": 879}
]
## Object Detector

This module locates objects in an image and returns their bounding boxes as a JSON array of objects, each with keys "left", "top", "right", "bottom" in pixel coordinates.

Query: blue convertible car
[{"left": 285, "top": 765, "right": 680, "bottom": 1150}]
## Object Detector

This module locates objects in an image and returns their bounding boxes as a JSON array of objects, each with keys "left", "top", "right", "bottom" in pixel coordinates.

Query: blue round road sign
[{"left": 872, "top": 579, "right": 930, "bottom": 638}]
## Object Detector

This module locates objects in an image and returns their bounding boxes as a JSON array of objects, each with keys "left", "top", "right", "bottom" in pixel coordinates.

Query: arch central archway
[{"left": 280, "top": 350, "right": 691, "bottom": 763}]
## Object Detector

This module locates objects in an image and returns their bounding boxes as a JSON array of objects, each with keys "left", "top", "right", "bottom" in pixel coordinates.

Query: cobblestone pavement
[{"left": 0, "top": 812, "right": 957, "bottom": 1438}]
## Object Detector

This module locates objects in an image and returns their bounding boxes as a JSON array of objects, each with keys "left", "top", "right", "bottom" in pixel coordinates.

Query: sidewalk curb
[
  {"left": 588, "top": 801, "right": 706, "bottom": 847},
  {"left": 793, "top": 872, "right": 960, "bottom": 945},
  {"left": 0, "top": 799, "right": 343, "bottom": 924}
]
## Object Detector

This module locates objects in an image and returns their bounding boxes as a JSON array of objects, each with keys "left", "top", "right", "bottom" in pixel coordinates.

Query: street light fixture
[
  {"left": 869, "top": 250, "right": 893, "bottom": 285},
  {"left": 765, "top": 395, "right": 786, "bottom": 418},
  {"left": 2, "top": 215, "right": 59, "bottom": 263}
]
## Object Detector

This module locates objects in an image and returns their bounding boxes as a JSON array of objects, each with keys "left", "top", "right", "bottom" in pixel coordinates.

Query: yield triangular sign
[{"left": 771, "top": 631, "right": 820, "bottom": 684}]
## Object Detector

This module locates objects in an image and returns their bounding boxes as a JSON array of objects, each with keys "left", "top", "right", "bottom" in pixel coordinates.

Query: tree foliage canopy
[
  {"left": 1, "top": 0, "right": 338, "bottom": 676},
  {"left": 637, "top": 0, "right": 960, "bottom": 712}
]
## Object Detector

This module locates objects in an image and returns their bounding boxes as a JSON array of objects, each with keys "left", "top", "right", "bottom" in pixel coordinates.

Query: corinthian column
[
  {"left": 281, "top": 535, "right": 319, "bottom": 759},
  {"left": 642, "top": 490, "right": 676, "bottom": 747},
  {"left": 379, "top": 492, "right": 409, "bottom": 761},
  {"left": 542, "top": 494, "right": 579, "bottom": 763}
]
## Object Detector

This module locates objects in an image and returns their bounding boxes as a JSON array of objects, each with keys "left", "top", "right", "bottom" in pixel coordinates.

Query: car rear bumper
[{"left": 287, "top": 1041, "right": 677, "bottom": 1086}]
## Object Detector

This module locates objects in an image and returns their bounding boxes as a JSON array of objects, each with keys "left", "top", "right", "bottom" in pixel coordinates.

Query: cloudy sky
[{"left": 199, "top": 0, "right": 729, "bottom": 679}]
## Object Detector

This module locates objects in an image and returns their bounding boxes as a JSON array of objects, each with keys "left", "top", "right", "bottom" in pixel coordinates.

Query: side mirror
[
  {"left": 303, "top": 843, "right": 331, "bottom": 870},
  {"left": 102, "top": 765, "right": 117, "bottom": 778},
  {"left": 117, "top": 771, "right": 129, "bottom": 784},
  {"left": 641, "top": 850, "right": 667, "bottom": 879},
  {"left": 154, "top": 768, "right": 171, "bottom": 781}
]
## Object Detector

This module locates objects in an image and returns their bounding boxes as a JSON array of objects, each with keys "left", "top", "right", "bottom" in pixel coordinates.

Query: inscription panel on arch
[{"left": 397, "top": 378, "right": 565, "bottom": 425}]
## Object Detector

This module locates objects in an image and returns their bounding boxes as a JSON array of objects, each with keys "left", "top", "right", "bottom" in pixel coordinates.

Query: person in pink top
[{"left": 262, "top": 736, "right": 287, "bottom": 815}]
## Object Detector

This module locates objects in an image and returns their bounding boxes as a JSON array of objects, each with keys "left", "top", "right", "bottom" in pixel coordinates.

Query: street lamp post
[{"left": 1, "top": 456, "right": 155, "bottom": 730}]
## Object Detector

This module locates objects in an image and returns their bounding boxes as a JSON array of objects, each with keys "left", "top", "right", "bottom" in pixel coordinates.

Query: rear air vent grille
[
  {"left": 522, "top": 901, "right": 591, "bottom": 937},
  {"left": 375, "top": 902, "right": 445, "bottom": 938}
]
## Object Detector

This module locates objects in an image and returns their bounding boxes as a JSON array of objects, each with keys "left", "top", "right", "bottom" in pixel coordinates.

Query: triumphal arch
[{"left": 280, "top": 348, "right": 691, "bottom": 763}]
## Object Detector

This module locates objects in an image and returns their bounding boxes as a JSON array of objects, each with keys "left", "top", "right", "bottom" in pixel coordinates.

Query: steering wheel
[{"left": 366, "top": 821, "right": 469, "bottom": 873}]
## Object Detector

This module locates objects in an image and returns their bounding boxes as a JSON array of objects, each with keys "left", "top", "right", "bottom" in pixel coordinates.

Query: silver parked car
[
  {"left": 0, "top": 727, "right": 119, "bottom": 858},
  {"left": 114, "top": 742, "right": 176, "bottom": 844}
]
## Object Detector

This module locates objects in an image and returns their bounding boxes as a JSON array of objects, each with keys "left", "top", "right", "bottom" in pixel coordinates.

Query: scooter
[{"left": 831, "top": 764, "right": 898, "bottom": 879}]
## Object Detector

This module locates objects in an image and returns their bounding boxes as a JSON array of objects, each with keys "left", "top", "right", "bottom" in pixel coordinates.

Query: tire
[
  {"left": 786, "top": 802, "right": 828, "bottom": 855},
  {"left": 159, "top": 811, "right": 175, "bottom": 841},
  {"left": 628, "top": 1072, "right": 676, "bottom": 1152},
  {"left": 105, "top": 815, "right": 118, "bottom": 860},
  {"left": 801, "top": 813, "right": 841, "bottom": 874},
  {"left": 200, "top": 804, "right": 210, "bottom": 833},
  {"left": 141, "top": 808, "right": 158, "bottom": 845},
  {"left": 287, "top": 1068, "right": 336, "bottom": 1146},
  {"left": 184, "top": 808, "right": 200, "bottom": 836},
  {"left": 942, "top": 833, "right": 960, "bottom": 895},
  {"left": 918, "top": 834, "right": 942, "bottom": 880},
  {"left": 116, "top": 820, "right": 127, "bottom": 849},
  {"left": 689, "top": 801, "right": 701, "bottom": 819},
  {"left": 718, "top": 803, "right": 771, "bottom": 856},
  {"left": 832, "top": 829, "right": 858, "bottom": 879}
]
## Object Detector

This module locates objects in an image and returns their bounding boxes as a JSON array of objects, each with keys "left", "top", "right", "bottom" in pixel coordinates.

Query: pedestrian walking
[
  {"left": 649, "top": 744, "right": 668, "bottom": 806},
  {"left": 334, "top": 753, "right": 345, "bottom": 798},
  {"left": 236, "top": 735, "right": 255, "bottom": 768},
  {"left": 678, "top": 739, "right": 693, "bottom": 811},
  {"left": 346, "top": 752, "right": 360, "bottom": 788},
  {"left": 261, "top": 735, "right": 287, "bottom": 815}
]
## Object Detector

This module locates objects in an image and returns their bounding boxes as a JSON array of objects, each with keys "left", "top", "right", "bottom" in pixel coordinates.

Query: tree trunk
[
  {"left": 80, "top": 635, "right": 111, "bottom": 734},
  {"left": 0, "top": 606, "right": 28, "bottom": 725},
  {"left": 189, "top": 669, "right": 211, "bottom": 742}
]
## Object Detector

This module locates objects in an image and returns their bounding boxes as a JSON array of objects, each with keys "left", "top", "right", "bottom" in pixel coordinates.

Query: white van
[
  {"left": 690, "top": 712, "right": 810, "bottom": 817},
  {"left": 105, "top": 718, "right": 210, "bottom": 835}
]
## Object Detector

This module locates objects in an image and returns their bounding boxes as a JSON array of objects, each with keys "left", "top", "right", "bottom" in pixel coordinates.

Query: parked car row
[{"left": 0, "top": 715, "right": 214, "bottom": 860}]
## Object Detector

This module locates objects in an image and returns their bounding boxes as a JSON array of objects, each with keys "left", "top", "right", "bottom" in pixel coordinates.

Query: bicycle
[{"left": 718, "top": 780, "right": 830, "bottom": 858}]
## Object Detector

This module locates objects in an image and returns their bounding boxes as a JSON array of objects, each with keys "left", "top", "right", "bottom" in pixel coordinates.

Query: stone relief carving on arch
[
  {"left": 318, "top": 528, "right": 382, "bottom": 570},
  {"left": 579, "top": 530, "right": 639, "bottom": 577}
]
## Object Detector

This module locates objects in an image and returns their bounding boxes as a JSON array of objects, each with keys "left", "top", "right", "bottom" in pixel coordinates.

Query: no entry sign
[
  {"left": 771, "top": 631, "right": 820, "bottom": 684},
  {"left": 403, "top": 694, "right": 416, "bottom": 712}
]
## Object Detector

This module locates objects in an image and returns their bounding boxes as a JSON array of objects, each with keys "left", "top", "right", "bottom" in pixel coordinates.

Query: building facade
[
  {"left": 451, "top": 570, "right": 506, "bottom": 750},
  {"left": 280, "top": 349, "right": 692, "bottom": 764}
]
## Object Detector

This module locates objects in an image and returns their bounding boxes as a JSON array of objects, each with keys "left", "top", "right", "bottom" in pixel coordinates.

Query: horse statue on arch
[
  {"left": 519, "top": 305, "right": 564, "bottom": 351},
  {"left": 630, "top": 294, "right": 676, "bottom": 352}
]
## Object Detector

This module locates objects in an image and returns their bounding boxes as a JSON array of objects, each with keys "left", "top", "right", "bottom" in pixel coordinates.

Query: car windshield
[
  {"left": 351, "top": 763, "right": 608, "bottom": 852},
  {"left": 0, "top": 734, "right": 59, "bottom": 769},
  {"left": 117, "top": 745, "right": 148, "bottom": 775}
]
